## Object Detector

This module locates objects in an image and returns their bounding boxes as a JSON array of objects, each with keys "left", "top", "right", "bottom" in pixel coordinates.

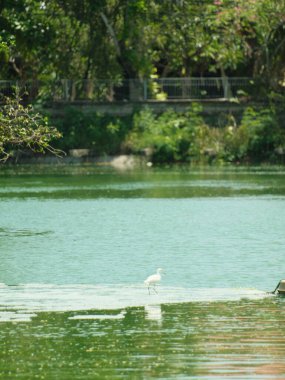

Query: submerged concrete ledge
[{"left": 5, "top": 154, "right": 146, "bottom": 170}]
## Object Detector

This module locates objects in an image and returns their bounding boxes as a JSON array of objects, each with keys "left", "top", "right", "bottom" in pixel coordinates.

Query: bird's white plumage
[{"left": 144, "top": 268, "right": 164, "bottom": 294}]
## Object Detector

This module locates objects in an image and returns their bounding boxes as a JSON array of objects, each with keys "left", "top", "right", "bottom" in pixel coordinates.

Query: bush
[
  {"left": 53, "top": 107, "right": 131, "bottom": 155},
  {"left": 51, "top": 104, "right": 285, "bottom": 164},
  {"left": 127, "top": 105, "right": 285, "bottom": 164},
  {"left": 126, "top": 104, "right": 227, "bottom": 163},
  {"left": 127, "top": 104, "right": 208, "bottom": 163},
  {"left": 126, "top": 107, "right": 186, "bottom": 162},
  {"left": 0, "top": 95, "right": 62, "bottom": 161},
  {"left": 223, "top": 107, "right": 285, "bottom": 163}
]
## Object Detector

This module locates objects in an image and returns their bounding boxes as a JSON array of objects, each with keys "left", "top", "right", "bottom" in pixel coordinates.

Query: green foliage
[
  {"left": 126, "top": 105, "right": 285, "bottom": 164},
  {"left": 223, "top": 107, "right": 285, "bottom": 162},
  {"left": 127, "top": 108, "right": 186, "bottom": 162},
  {"left": 0, "top": 95, "right": 62, "bottom": 161},
  {"left": 126, "top": 105, "right": 222, "bottom": 163},
  {"left": 2, "top": 98, "right": 282, "bottom": 164},
  {"left": 1, "top": 0, "right": 285, "bottom": 86},
  {"left": 0, "top": 36, "right": 9, "bottom": 58},
  {"left": 1, "top": 0, "right": 285, "bottom": 164},
  {"left": 53, "top": 107, "right": 131, "bottom": 155}
]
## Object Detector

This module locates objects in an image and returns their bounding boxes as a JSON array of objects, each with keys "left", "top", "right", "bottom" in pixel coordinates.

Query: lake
[{"left": 0, "top": 165, "right": 285, "bottom": 379}]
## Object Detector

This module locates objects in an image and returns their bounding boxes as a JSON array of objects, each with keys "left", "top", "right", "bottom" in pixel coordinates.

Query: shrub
[
  {"left": 126, "top": 104, "right": 216, "bottom": 163},
  {"left": 223, "top": 107, "right": 285, "bottom": 162},
  {"left": 51, "top": 104, "right": 285, "bottom": 164},
  {"left": 0, "top": 95, "right": 62, "bottom": 161},
  {"left": 53, "top": 107, "right": 131, "bottom": 155}
]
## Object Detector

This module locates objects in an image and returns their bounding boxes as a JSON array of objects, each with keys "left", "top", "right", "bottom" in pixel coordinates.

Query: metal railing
[{"left": 0, "top": 77, "right": 258, "bottom": 103}]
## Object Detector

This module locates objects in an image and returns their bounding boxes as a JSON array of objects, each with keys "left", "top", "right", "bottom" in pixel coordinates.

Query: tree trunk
[{"left": 220, "top": 66, "right": 232, "bottom": 99}]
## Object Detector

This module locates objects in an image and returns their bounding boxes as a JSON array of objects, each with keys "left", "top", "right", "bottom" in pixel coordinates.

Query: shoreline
[
  {"left": 1, "top": 154, "right": 285, "bottom": 174},
  {"left": 0, "top": 154, "right": 147, "bottom": 170}
]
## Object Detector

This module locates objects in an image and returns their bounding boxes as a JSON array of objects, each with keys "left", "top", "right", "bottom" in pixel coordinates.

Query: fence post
[
  {"left": 143, "top": 79, "right": 148, "bottom": 100},
  {"left": 63, "top": 79, "right": 69, "bottom": 101},
  {"left": 15, "top": 80, "right": 20, "bottom": 97}
]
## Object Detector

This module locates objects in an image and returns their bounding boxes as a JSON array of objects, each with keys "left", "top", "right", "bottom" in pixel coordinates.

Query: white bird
[{"left": 144, "top": 268, "right": 164, "bottom": 294}]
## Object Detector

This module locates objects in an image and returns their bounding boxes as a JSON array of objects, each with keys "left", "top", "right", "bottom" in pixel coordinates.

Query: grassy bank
[{"left": 50, "top": 103, "right": 285, "bottom": 165}]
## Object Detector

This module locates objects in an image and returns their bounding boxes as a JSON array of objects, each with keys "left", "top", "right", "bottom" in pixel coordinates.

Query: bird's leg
[
  {"left": 148, "top": 286, "right": 151, "bottom": 295},
  {"left": 153, "top": 285, "right": 158, "bottom": 294}
]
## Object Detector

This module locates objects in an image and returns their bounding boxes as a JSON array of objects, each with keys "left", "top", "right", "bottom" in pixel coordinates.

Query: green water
[{"left": 0, "top": 165, "right": 285, "bottom": 379}]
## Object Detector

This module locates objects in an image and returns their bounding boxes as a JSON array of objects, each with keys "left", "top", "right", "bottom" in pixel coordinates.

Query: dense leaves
[
  {"left": 49, "top": 105, "right": 285, "bottom": 164},
  {"left": 126, "top": 105, "right": 285, "bottom": 164},
  {"left": 0, "top": 0, "right": 285, "bottom": 84},
  {"left": 53, "top": 107, "right": 131, "bottom": 155},
  {"left": 0, "top": 95, "right": 62, "bottom": 160},
  {"left": 1, "top": 0, "right": 285, "bottom": 163}
]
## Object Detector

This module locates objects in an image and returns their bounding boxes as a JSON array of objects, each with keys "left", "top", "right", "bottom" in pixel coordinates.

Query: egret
[{"left": 144, "top": 268, "right": 164, "bottom": 294}]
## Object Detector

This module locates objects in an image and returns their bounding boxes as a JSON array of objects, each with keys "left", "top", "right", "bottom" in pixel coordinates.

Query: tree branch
[{"left": 100, "top": 12, "right": 121, "bottom": 57}]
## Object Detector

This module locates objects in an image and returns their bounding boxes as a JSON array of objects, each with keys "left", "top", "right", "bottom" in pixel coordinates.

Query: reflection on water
[
  {"left": 145, "top": 304, "right": 162, "bottom": 322},
  {"left": 0, "top": 297, "right": 285, "bottom": 379},
  {"left": 1, "top": 284, "right": 284, "bottom": 378},
  {"left": 69, "top": 311, "right": 127, "bottom": 321},
  {"left": 1, "top": 166, "right": 285, "bottom": 378},
  {"left": 0, "top": 227, "right": 52, "bottom": 237},
  {"left": 1, "top": 166, "right": 285, "bottom": 199}
]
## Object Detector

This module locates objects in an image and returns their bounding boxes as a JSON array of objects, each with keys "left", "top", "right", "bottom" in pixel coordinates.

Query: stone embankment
[{"left": 9, "top": 150, "right": 147, "bottom": 170}]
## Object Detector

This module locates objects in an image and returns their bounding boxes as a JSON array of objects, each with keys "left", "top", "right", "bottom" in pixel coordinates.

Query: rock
[
  {"left": 275, "top": 147, "right": 284, "bottom": 155},
  {"left": 69, "top": 149, "right": 90, "bottom": 158},
  {"left": 110, "top": 155, "right": 137, "bottom": 170}
]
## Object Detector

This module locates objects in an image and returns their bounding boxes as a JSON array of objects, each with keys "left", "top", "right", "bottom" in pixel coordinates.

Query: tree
[
  {"left": 0, "top": 0, "right": 285, "bottom": 93},
  {"left": 0, "top": 94, "right": 62, "bottom": 161},
  {"left": 250, "top": 0, "right": 285, "bottom": 86}
]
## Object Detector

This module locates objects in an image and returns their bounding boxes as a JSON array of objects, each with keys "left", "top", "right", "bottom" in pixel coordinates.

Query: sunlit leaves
[
  {"left": 0, "top": 0, "right": 285, "bottom": 84},
  {"left": 0, "top": 95, "right": 62, "bottom": 161}
]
